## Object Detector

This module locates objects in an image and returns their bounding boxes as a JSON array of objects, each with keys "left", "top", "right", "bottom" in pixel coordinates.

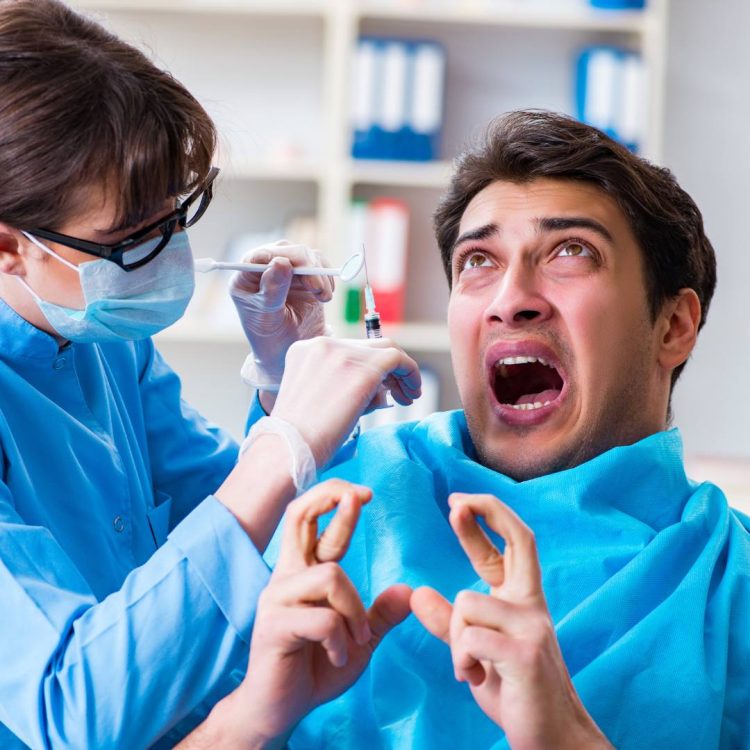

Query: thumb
[
  {"left": 367, "top": 584, "right": 412, "bottom": 647},
  {"left": 410, "top": 586, "right": 452, "bottom": 644}
]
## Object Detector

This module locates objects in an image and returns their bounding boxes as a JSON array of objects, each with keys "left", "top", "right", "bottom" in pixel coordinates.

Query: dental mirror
[{"left": 194, "top": 252, "right": 364, "bottom": 283}]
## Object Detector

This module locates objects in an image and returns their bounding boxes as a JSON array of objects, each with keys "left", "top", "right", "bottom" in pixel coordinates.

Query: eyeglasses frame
[{"left": 26, "top": 166, "right": 220, "bottom": 271}]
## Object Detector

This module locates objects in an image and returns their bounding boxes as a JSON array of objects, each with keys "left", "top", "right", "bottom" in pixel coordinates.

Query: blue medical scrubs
[{"left": 0, "top": 300, "right": 269, "bottom": 748}]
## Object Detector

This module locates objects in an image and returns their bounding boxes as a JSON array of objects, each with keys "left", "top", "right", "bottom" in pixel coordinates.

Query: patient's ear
[
  {"left": 0, "top": 224, "right": 25, "bottom": 276},
  {"left": 657, "top": 288, "right": 701, "bottom": 373}
]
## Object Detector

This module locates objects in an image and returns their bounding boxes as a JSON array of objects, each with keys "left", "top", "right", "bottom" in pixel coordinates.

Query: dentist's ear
[
  {"left": 657, "top": 288, "right": 701, "bottom": 373},
  {"left": 0, "top": 224, "right": 26, "bottom": 276}
]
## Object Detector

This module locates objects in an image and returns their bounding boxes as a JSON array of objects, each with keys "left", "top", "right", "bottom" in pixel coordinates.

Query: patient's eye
[
  {"left": 554, "top": 240, "right": 594, "bottom": 259},
  {"left": 457, "top": 250, "right": 493, "bottom": 273}
]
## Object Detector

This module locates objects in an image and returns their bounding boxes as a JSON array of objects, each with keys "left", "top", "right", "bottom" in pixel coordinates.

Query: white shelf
[
  {"left": 332, "top": 322, "right": 451, "bottom": 351},
  {"left": 77, "top": 0, "right": 651, "bottom": 32},
  {"left": 73, "top": 0, "right": 327, "bottom": 16},
  {"left": 156, "top": 317, "right": 451, "bottom": 352},
  {"left": 356, "top": 2, "right": 650, "bottom": 33},
  {"left": 221, "top": 160, "right": 323, "bottom": 183},
  {"left": 348, "top": 160, "right": 453, "bottom": 189}
]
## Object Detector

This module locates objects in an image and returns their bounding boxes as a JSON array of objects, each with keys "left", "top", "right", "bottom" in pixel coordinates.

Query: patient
[{"left": 187, "top": 111, "right": 750, "bottom": 749}]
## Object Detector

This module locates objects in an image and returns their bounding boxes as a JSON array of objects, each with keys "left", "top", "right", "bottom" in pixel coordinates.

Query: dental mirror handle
[
  {"left": 197, "top": 259, "right": 337, "bottom": 276},
  {"left": 194, "top": 252, "right": 363, "bottom": 282}
]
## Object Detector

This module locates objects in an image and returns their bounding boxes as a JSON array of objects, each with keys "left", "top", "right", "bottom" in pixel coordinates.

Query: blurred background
[{"left": 70, "top": 0, "right": 750, "bottom": 506}]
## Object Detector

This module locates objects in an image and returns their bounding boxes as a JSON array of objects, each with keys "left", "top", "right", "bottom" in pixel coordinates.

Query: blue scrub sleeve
[
  {"left": 138, "top": 342, "right": 240, "bottom": 527},
  {"left": 0, "top": 488, "right": 270, "bottom": 749},
  {"left": 245, "top": 389, "right": 268, "bottom": 436}
]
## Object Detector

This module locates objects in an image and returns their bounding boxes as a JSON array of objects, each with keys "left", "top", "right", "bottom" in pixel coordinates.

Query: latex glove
[
  {"left": 411, "top": 494, "right": 614, "bottom": 750},
  {"left": 221, "top": 480, "right": 412, "bottom": 746},
  {"left": 230, "top": 240, "right": 334, "bottom": 388},
  {"left": 271, "top": 336, "right": 422, "bottom": 468}
]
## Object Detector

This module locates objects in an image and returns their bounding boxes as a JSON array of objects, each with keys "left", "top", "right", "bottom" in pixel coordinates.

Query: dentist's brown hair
[{"left": 0, "top": 0, "right": 216, "bottom": 233}]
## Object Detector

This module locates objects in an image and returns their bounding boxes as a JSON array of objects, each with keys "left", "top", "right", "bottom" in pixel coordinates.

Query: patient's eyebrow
[
  {"left": 452, "top": 223, "right": 500, "bottom": 254},
  {"left": 537, "top": 217, "right": 614, "bottom": 243}
]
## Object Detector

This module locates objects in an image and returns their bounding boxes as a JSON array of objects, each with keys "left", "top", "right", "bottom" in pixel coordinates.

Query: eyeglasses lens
[
  {"left": 183, "top": 188, "right": 212, "bottom": 229},
  {"left": 121, "top": 219, "right": 176, "bottom": 270}
]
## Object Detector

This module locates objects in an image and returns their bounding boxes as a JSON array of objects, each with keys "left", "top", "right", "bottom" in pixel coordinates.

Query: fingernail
[{"left": 358, "top": 621, "right": 372, "bottom": 644}]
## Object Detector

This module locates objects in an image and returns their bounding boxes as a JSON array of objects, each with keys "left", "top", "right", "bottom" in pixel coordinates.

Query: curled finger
[
  {"left": 315, "top": 489, "right": 368, "bottom": 563},
  {"left": 453, "top": 626, "right": 511, "bottom": 686},
  {"left": 278, "top": 479, "right": 371, "bottom": 571},
  {"left": 269, "top": 562, "right": 371, "bottom": 646},
  {"left": 268, "top": 604, "right": 350, "bottom": 668},
  {"left": 449, "top": 595, "right": 485, "bottom": 685},
  {"left": 452, "top": 589, "right": 528, "bottom": 639},
  {"left": 449, "top": 493, "right": 541, "bottom": 599},
  {"left": 374, "top": 348, "right": 422, "bottom": 400},
  {"left": 449, "top": 500, "right": 505, "bottom": 589}
]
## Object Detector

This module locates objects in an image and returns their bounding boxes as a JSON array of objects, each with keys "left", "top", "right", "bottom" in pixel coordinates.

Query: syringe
[
  {"left": 362, "top": 244, "right": 382, "bottom": 339},
  {"left": 364, "top": 285, "right": 382, "bottom": 339}
]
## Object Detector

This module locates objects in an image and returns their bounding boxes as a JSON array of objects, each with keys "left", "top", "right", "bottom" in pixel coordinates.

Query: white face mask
[{"left": 18, "top": 231, "right": 195, "bottom": 343}]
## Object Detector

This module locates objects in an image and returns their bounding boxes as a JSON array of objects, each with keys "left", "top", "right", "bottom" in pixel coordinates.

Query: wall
[{"left": 664, "top": 0, "right": 750, "bottom": 459}]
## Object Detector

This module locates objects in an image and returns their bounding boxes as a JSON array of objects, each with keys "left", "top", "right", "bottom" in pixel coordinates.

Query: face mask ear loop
[{"left": 21, "top": 231, "right": 81, "bottom": 273}]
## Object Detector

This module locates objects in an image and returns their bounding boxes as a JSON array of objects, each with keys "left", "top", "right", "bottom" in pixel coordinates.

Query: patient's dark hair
[
  {"left": 0, "top": 0, "right": 216, "bottom": 232},
  {"left": 434, "top": 110, "right": 716, "bottom": 385}
]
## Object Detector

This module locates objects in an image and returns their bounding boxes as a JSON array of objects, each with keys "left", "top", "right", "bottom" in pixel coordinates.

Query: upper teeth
[{"left": 495, "top": 355, "right": 552, "bottom": 367}]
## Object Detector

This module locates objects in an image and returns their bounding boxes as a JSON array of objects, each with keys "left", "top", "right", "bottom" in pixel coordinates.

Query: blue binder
[
  {"left": 576, "top": 45, "right": 645, "bottom": 153},
  {"left": 351, "top": 37, "right": 446, "bottom": 162},
  {"left": 589, "top": 0, "right": 646, "bottom": 8}
]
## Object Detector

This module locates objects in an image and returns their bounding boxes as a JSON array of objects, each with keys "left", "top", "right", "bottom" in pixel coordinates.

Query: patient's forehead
[{"left": 459, "top": 178, "right": 628, "bottom": 231}]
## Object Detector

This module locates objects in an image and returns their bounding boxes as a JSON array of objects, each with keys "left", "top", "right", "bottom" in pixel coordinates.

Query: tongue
[{"left": 516, "top": 388, "right": 561, "bottom": 406}]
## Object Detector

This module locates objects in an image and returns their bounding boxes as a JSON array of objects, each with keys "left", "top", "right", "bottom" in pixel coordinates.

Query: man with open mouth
[{"left": 212, "top": 110, "right": 748, "bottom": 750}]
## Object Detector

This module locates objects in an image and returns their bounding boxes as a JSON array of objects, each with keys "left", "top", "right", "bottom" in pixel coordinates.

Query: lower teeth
[{"left": 506, "top": 400, "right": 552, "bottom": 411}]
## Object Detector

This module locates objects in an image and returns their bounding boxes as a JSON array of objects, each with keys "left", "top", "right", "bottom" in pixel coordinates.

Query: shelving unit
[{"left": 70, "top": 0, "right": 669, "bottom": 437}]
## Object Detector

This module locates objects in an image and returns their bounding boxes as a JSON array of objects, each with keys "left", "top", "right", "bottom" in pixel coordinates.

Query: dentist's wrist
[
  {"left": 188, "top": 688, "right": 287, "bottom": 750},
  {"left": 241, "top": 415, "right": 317, "bottom": 494},
  {"left": 215, "top": 433, "right": 296, "bottom": 553}
]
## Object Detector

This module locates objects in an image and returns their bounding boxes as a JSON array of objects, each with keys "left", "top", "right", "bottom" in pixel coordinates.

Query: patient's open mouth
[{"left": 492, "top": 355, "right": 564, "bottom": 410}]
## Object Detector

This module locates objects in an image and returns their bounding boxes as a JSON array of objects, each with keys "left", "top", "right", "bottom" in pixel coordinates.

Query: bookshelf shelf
[
  {"left": 348, "top": 160, "right": 453, "bottom": 189},
  {"left": 75, "top": 0, "right": 328, "bottom": 17},
  {"left": 221, "top": 160, "right": 323, "bottom": 184},
  {"left": 156, "top": 316, "right": 452, "bottom": 352},
  {"left": 356, "top": 4, "right": 650, "bottom": 33}
]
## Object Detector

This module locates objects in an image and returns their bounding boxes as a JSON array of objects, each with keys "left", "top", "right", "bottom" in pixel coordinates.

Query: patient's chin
[
  {"left": 466, "top": 418, "right": 595, "bottom": 481},
  {"left": 475, "top": 446, "right": 570, "bottom": 482}
]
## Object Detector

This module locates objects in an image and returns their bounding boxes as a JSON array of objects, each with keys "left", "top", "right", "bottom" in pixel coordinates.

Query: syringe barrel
[{"left": 365, "top": 314, "right": 382, "bottom": 339}]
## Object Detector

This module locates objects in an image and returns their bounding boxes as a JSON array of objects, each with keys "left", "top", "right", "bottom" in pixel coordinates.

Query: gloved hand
[
  {"left": 271, "top": 336, "right": 422, "bottom": 469},
  {"left": 230, "top": 240, "right": 334, "bottom": 389}
]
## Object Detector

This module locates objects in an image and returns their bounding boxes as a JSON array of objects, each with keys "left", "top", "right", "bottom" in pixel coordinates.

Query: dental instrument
[{"left": 194, "top": 252, "right": 364, "bottom": 283}]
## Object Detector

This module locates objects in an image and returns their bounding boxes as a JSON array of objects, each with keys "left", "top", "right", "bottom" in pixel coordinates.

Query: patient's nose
[{"left": 485, "top": 265, "right": 552, "bottom": 327}]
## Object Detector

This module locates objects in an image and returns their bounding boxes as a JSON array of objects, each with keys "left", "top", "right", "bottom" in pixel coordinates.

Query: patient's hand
[
  {"left": 222, "top": 479, "right": 411, "bottom": 748},
  {"left": 411, "top": 494, "right": 613, "bottom": 750}
]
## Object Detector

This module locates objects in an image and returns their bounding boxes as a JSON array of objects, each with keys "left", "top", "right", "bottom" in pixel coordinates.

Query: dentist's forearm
[{"left": 214, "top": 434, "right": 295, "bottom": 553}]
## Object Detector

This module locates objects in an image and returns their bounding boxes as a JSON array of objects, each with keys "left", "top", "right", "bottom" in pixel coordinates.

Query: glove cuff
[
  {"left": 240, "top": 355, "right": 282, "bottom": 393},
  {"left": 239, "top": 416, "right": 317, "bottom": 494}
]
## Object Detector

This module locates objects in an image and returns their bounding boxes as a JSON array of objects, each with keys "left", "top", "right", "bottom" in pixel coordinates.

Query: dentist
[{"left": 0, "top": 1, "right": 420, "bottom": 748}]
